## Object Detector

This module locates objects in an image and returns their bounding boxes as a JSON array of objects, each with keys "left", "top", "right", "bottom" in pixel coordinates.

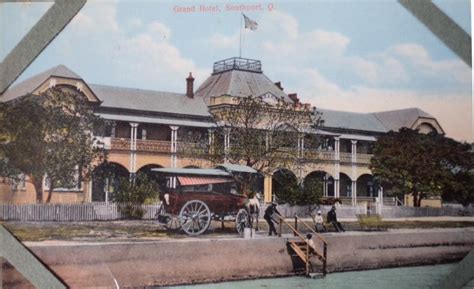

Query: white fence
[
  {"left": 263, "top": 204, "right": 473, "bottom": 219},
  {"left": 1, "top": 202, "right": 473, "bottom": 222},
  {"left": 380, "top": 206, "right": 474, "bottom": 218},
  {"left": 0, "top": 202, "right": 161, "bottom": 221}
]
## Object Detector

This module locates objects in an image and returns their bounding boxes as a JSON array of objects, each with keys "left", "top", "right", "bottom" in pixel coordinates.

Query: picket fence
[
  {"left": 1, "top": 202, "right": 472, "bottom": 222},
  {"left": 0, "top": 202, "right": 161, "bottom": 221}
]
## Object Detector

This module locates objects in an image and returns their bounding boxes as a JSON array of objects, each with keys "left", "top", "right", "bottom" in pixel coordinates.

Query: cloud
[
  {"left": 148, "top": 21, "right": 171, "bottom": 40},
  {"left": 57, "top": 1, "right": 208, "bottom": 92},
  {"left": 292, "top": 68, "right": 472, "bottom": 142},
  {"left": 204, "top": 10, "right": 471, "bottom": 141}
]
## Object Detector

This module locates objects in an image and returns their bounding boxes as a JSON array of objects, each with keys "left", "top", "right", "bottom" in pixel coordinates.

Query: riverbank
[
  {"left": 3, "top": 217, "right": 474, "bottom": 242},
  {"left": 3, "top": 228, "right": 474, "bottom": 288}
]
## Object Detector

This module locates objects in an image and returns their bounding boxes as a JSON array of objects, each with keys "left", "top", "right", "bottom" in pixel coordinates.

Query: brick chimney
[
  {"left": 288, "top": 93, "right": 299, "bottom": 104},
  {"left": 274, "top": 81, "right": 283, "bottom": 91},
  {"left": 186, "top": 72, "right": 194, "bottom": 98}
]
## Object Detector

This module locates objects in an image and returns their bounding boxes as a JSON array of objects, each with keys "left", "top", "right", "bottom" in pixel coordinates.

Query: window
[{"left": 11, "top": 174, "right": 26, "bottom": 191}]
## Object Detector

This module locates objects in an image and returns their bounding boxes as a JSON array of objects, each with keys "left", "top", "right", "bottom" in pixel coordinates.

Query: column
[
  {"left": 351, "top": 140, "right": 358, "bottom": 206},
  {"left": 223, "top": 127, "right": 231, "bottom": 163},
  {"left": 263, "top": 174, "right": 273, "bottom": 203},
  {"left": 297, "top": 133, "right": 305, "bottom": 159},
  {"left": 129, "top": 122, "right": 139, "bottom": 178},
  {"left": 170, "top": 126, "right": 179, "bottom": 168},
  {"left": 323, "top": 174, "right": 327, "bottom": 197},
  {"left": 208, "top": 128, "right": 215, "bottom": 155},
  {"left": 334, "top": 136, "right": 340, "bottom": 198},
  {"left": 110, "top": 121, "right": 116, "bottom": 138},
  {"left": 377, "top": 186, "right": 384, "bottom": 214}
]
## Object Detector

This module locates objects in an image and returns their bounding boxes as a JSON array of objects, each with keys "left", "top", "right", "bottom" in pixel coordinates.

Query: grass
[{"left": 3, "top": 219, "right": 474, "bottom": 242}]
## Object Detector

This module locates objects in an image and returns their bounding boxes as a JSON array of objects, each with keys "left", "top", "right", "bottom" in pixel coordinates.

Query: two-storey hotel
[{"left": 0, "top": 57, "right": 444, "bottom": 205}]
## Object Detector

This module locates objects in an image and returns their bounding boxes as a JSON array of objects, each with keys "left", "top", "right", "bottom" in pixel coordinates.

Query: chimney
[
  {"left": 288, "top": 93, "right": 299, "bottom": 104},
  {"left": 274, "top": 81, "right": 283, "bottom": 91},
  {"left": 186, "top": 72, "right": 194, "bottom": 98}
]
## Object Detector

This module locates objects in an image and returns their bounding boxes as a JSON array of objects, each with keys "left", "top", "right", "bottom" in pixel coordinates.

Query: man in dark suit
[{"left": 327, "top": 205, "right": 345, "bottom": 232}]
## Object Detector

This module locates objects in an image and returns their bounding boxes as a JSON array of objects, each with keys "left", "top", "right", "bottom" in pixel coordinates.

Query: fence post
[
  {"left": 323, "top": 243, "right": 327, "bottom": 276},
  {"left": 294, "top": 215, "right": 298, "bottom": 236}
]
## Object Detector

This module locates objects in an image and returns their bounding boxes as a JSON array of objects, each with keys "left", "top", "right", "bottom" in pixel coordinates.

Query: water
[{"left": 169, "top": 263, "right": 457, "bottom": 289}]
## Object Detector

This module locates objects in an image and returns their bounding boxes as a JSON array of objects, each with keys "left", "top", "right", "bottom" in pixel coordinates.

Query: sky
[{"left": 1, "top": 0, "right": 472, "bottom": 141}]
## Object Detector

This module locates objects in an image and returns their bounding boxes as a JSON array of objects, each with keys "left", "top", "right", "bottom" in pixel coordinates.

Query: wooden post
[
  {"left": 278, "top": 218, "right": 282, "bottom": 237},
  {"left": 294, "top": 216, "right": 298, "bottom": 236},
  {"left": 306, "top": 243, "right": 309, "bottom": 275},
  {"left": 323, "top": 243, "right": 327, "bottom": 275}
]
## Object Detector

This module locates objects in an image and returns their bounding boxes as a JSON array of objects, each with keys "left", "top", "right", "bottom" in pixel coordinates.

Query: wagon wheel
[
  {"left": 235, "top": 209, "right": 250, "bottom": 235},
  {"left": 179, "top": 200, "right": 211, "bottom": 236},
  {"left": 165, "top": 215, "right": 181, "bottom": 232}
]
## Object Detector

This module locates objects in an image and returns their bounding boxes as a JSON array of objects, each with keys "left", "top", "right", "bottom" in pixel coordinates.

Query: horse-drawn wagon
[{"left": 153, "top": 165, "right": 259, "bottom": 235}]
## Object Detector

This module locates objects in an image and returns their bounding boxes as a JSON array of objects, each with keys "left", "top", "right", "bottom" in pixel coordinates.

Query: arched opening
[
  {"left": 304, "top": 171, "right": 334, "bottom": 197},
  {"left": 92, "top": 162, "right": 129, "bottom": 202},
  {"left": 416, "top": 122, "right": 437, "bottom": 134},
  {"left": 136, "top": 164, "right": 164, "bottom": 183},
  {"left": 339, "top": 173, "right": 352, "bottom": 197},
  {"left": 357, "top": 174, "right": 376, "bottom": 197},
  {"left": 272, "top": 168, "right": 298, "bottom": 203}
]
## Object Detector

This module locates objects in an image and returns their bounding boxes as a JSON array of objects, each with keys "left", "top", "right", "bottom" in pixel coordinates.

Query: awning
[
  {"left": 215, "top": 164, "right": 257, "bottom": 174},
  {"left": 177, "top": 176, "right": 232, "bottom": 186},
  {"left": 97, "top": 113, "right": 216, "bottom": 128}
]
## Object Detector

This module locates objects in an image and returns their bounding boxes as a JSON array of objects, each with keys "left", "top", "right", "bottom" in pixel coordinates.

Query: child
[{"left": 314, "top": 210, "right": 327, "bottom": 233}]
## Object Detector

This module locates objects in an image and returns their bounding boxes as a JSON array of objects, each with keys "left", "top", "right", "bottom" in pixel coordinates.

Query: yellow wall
[{"left": 404, "top": 194, "right": 442, "bottom": 208}]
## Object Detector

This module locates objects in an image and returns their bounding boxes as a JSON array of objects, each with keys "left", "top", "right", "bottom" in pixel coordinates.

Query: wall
[
  {"left": 405, "top": 194, "right": 442, "bottom": 208},
  {"left": 4, "top": 229, "right": 473, "bottom": 287}
]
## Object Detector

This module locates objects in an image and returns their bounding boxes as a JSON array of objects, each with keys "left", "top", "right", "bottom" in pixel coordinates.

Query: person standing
[
  {"left": 245, "top": 193, "right": 261, "bottom": 231},
  {"left": 327, "top": 205, "right": 345, "bottom": 232},
  {"left": 264, "top": 202, "right": 281, "bottom": 236}
]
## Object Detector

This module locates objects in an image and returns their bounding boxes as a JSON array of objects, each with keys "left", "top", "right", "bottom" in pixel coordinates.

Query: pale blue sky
[{"left": 0, "top": 0, "right": 472, "bottom": 141}]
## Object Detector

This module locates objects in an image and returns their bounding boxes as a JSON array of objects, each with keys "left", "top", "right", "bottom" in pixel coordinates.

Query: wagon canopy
[{"left": 177, "top": 176, "right": 232, "bottom": 186}]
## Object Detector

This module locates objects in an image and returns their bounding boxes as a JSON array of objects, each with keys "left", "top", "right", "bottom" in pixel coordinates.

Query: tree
[
  {"left": 273, "top": 170, "right": 300, "bottom": 205},
  {"left": 0, "top": 87, "right": 106, "bottom": 203},
  {"left": 442, "top": 171, "right": 474, "bottom": 207},
  {"left": 210, "top": 95, "right": 319, "bottom": 175},
  {"left": 111, "top": 173, "right": 160, "bottom": 219},
  {"left": 370, "top": 128, "right": 472, "bottom": 207},
  {"left": 300, "top": 177, "right": 324, "bottom": 209}
]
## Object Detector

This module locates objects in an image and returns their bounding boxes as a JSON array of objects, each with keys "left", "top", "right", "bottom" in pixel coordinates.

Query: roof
[
  {"left": 152, "top": 168, "right": 232, "bottom": 176},
  {"left": 97, "top": 113, "right": 215, "bottom": 128},
  {"left": 319, "top": 108, "right": 387, "bottom": 133},
  {"left": 373, "top": 108, "right": 434, "bottom": 132},
  {"left": 195, "top": 69, "right": 291, "bottom": 104},
  {"left": 214, "top": 164, "right": 257, "bottom": 174},
  {"left": 1, "top": 65, "right": 82, "bottom": 102},
  {"left": 90, "top": 83, "right": 210, "bottom": 117}
]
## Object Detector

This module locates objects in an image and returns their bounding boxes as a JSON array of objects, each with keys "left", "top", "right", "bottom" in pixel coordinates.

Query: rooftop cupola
[{"left": 212, "top": 57, "right": 262, "bottom": 74}]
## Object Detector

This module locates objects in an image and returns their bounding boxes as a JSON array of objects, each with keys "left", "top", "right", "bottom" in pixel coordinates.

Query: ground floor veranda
[{"left": 0, "top": 150, "right": 384, "bottom": 205}]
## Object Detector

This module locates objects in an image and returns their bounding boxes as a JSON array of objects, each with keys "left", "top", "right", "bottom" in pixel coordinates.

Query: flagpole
[{"left": 239, "top": 13, "right": 243, "bottom": 58}]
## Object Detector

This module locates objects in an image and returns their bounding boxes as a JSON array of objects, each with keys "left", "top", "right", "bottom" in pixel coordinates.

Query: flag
[{"left": 243, "top": 14, "right": 258, "bottom": 31}]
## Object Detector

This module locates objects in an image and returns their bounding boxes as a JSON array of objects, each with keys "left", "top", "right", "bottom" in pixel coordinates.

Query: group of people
[
  {"left": 314, "top": 205, "right": 345, "bottom": 233},
  {"left": 260, "top": 202, "right": 345, "bottom": 236}
]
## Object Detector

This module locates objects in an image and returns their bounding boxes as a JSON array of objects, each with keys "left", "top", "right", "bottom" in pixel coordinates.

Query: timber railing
[{"left": 276, "top": 215, "right": 327, "bottom": 276}]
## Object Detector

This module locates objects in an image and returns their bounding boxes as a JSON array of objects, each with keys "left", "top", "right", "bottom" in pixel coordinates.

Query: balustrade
[{"left": 110, "top": 138, "right": 372, "bottom": 163}]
